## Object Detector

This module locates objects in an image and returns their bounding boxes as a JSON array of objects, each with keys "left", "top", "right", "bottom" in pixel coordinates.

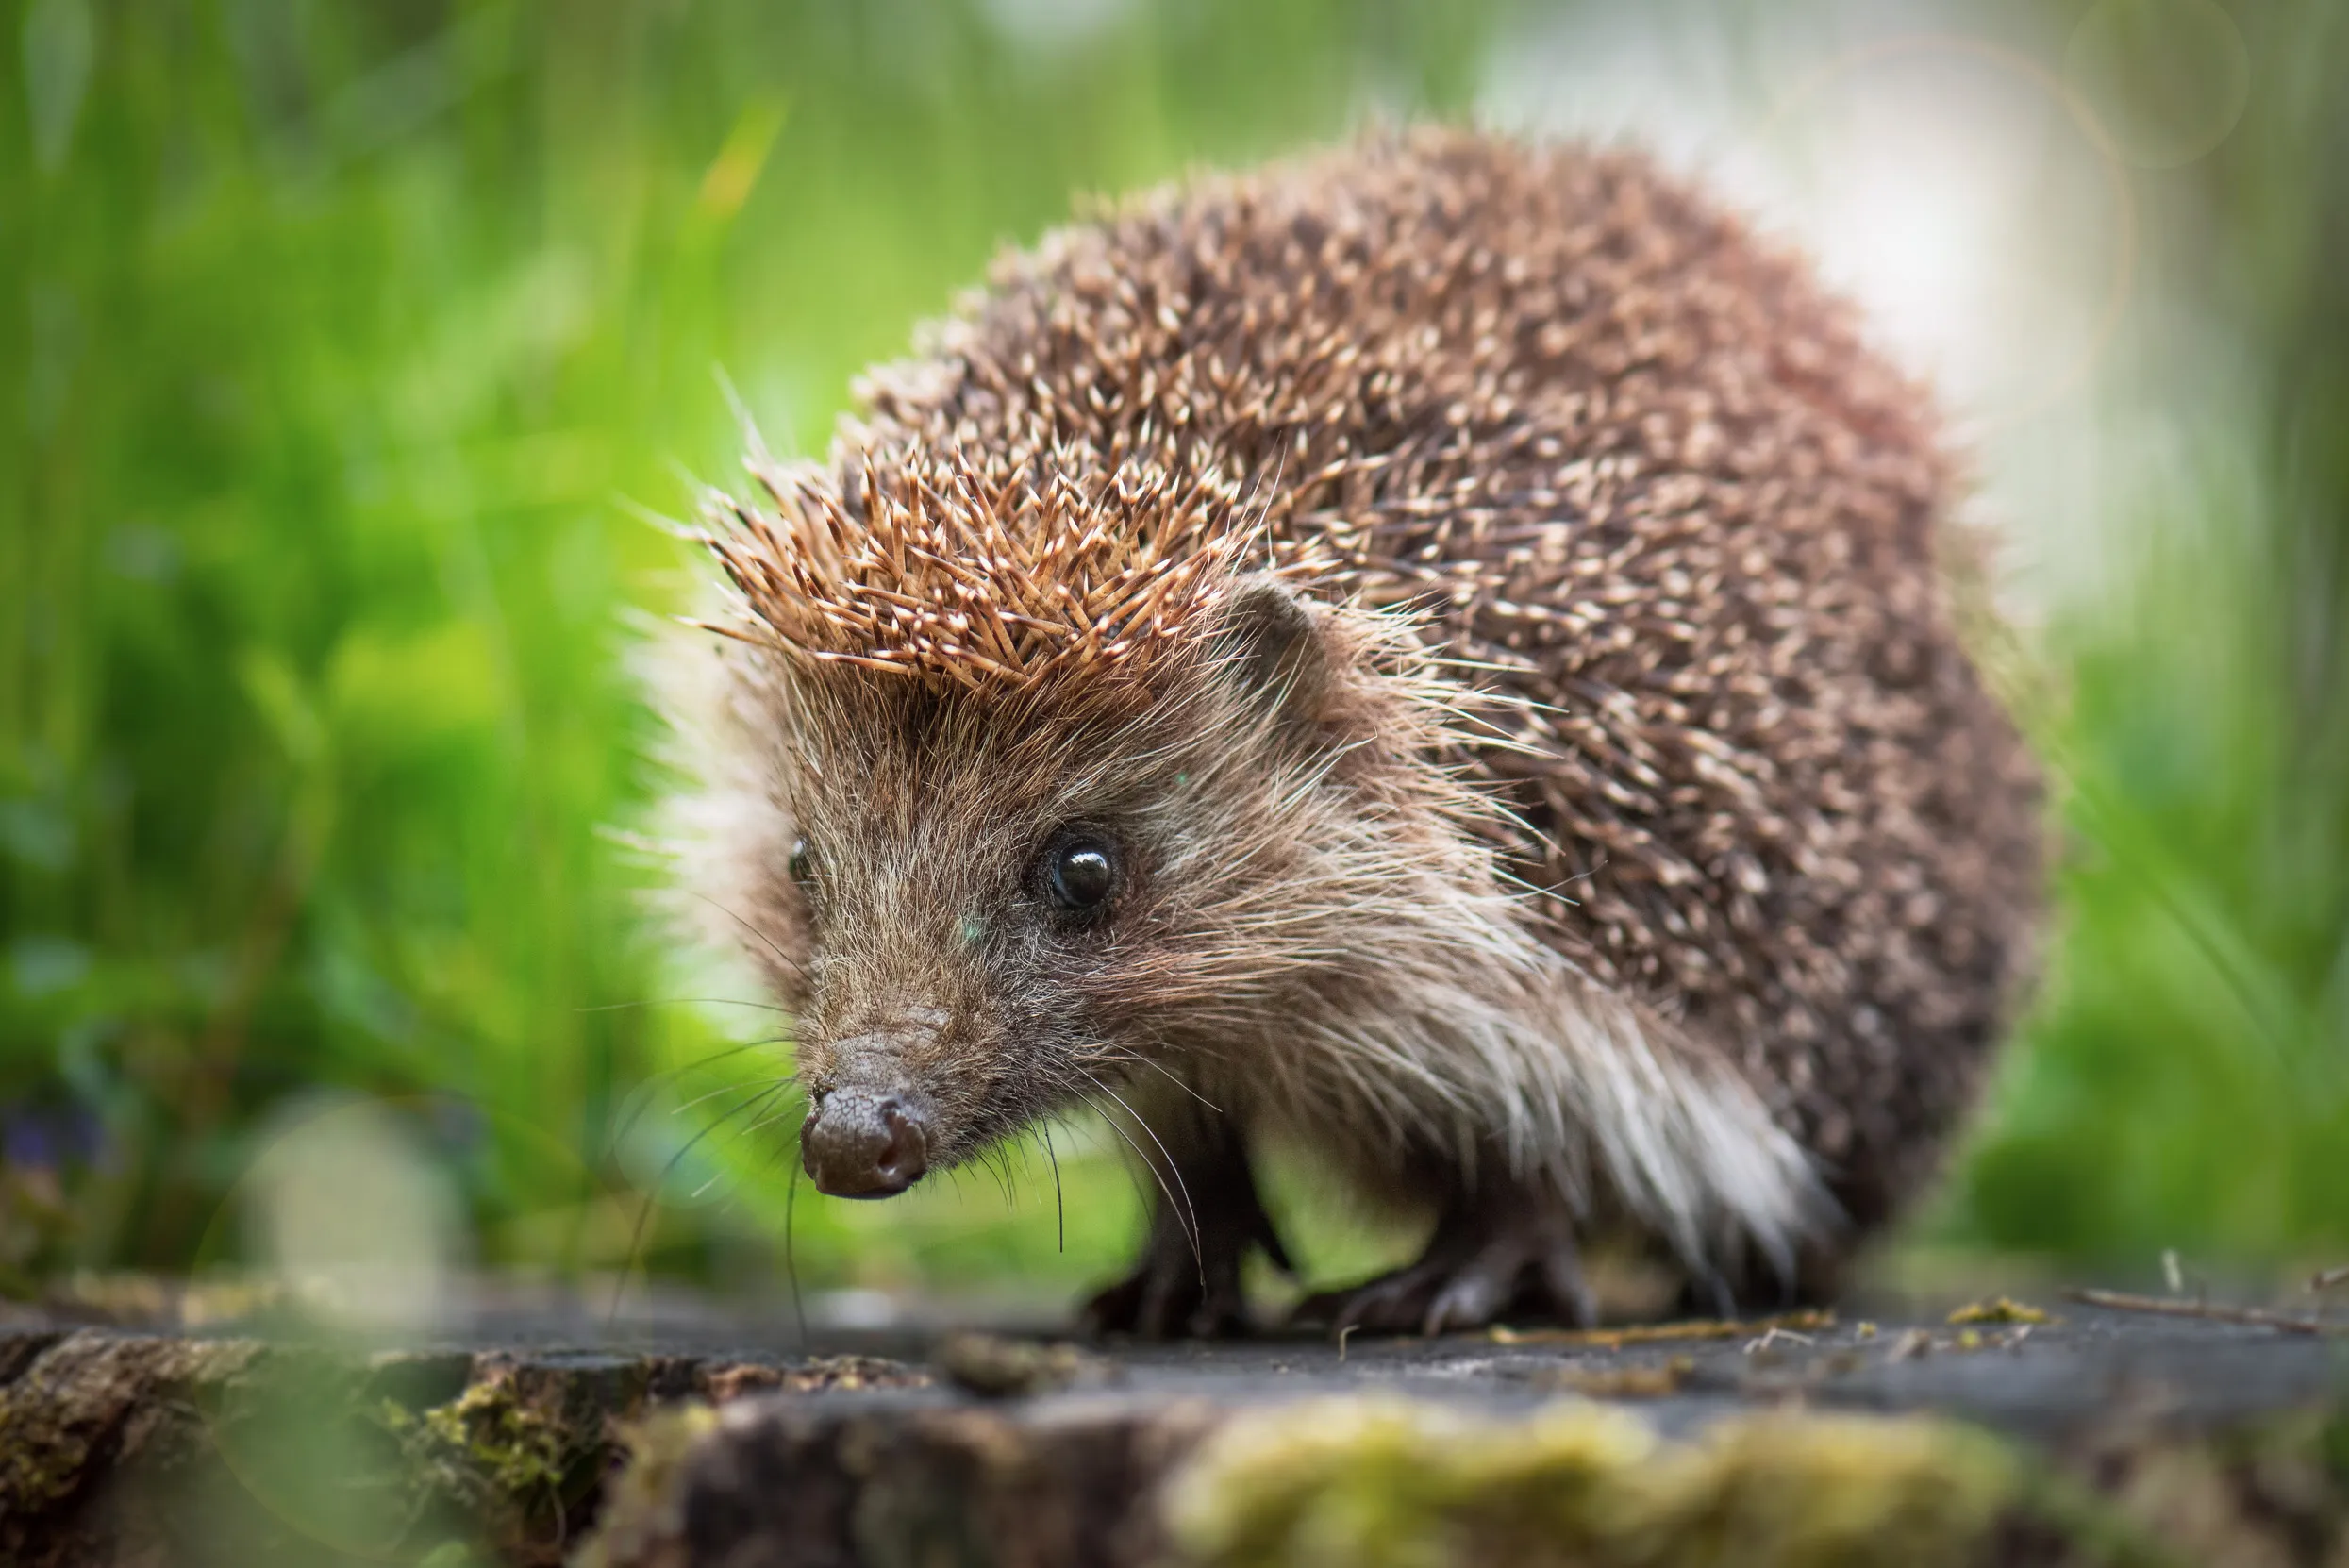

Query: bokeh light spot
[{"left": 2066, "top": 0, "right": 2251, "bottom": 168}]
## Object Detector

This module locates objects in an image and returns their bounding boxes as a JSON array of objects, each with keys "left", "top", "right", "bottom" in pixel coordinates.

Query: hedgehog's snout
[{"left": 802, "top": 1086, "right": 932, "bottom": 1199}]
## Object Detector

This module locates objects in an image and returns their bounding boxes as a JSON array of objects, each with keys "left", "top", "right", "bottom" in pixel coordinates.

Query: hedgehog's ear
[{"left": 1211, "top": 575, "right": 1344, "bottom": 726}]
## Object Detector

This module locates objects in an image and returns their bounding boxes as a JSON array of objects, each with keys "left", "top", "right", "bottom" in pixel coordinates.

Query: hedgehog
[{"left": 675, "top": 127, "right": 2041, "bottom": 1338}]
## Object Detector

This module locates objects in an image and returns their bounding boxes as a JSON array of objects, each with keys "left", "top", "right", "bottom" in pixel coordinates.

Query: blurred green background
[{"left": 3, "top": 0, "right": 2343, "bottom": 1310}]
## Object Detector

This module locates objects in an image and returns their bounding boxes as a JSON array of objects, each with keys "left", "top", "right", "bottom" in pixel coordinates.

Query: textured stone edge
[
  {"left": 579, "top": 1386, "right": 2349, "bottom": 1568},
  {"left": 0, "top": 1323, "right": 925, "bottom": 1568},
  {"left": 5, "top": 1317, "right": 2344, "bottom": 1568},
  {"left": 578, "top": 1389, "right": 1222, "bottom": 1568}
]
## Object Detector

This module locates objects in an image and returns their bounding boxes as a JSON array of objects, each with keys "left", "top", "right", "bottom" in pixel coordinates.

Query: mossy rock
[
  {"left": 0, "top": 1320, "right": 921, "bottom": 1568},
  {"left": 3, "top": 1300, "right": 2343, "bottom": 1567},
  {"left": 1168, "top": 1398, "right": 2054, "bottom": 1568}
]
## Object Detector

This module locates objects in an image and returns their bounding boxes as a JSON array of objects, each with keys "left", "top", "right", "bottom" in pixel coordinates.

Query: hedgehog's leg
[
  {"left": 1292, "top": 1179, "right": 1595, "bottom": 1337},
  {"left": 1080, "top": 1104, "right": 1290, "bottom": 1340}
]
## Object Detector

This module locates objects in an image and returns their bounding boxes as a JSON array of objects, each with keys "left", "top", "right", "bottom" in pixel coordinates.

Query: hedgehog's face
[
  {"left": 764, "top": 686, "right": 1159, "bottom": 1198},
  {"left": 759, "top": 576, "right": 1464, "bottom": 1199}
]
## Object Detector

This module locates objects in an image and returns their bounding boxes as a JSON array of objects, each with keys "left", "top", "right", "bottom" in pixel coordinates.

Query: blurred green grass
[{"left": 2, "top": 0, "right": 2344, "bottom": 1304}]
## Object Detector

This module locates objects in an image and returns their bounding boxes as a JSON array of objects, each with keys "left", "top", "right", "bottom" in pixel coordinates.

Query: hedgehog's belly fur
[{"left": 691, "top": 128, "right": 2042, "bottom": 1316}]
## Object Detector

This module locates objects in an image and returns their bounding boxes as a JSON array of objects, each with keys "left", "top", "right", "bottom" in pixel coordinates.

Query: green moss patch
[
  {"left": 376, "top": 1359, "right": 611, "bottom": 1565},
  {"left": 1166, "top": 1397, "right": 2054, "bottom": 1568}
]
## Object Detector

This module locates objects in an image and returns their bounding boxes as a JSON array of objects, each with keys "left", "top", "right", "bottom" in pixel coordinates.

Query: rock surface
[
  {"left": 0, "top": 1293, "right": 924, "bottom": 1568},
  {"left": 1, "top": 1291, "right": 2343, "bottom": 1566}
]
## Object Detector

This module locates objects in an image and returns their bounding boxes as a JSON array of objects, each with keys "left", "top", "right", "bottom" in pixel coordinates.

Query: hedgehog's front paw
[
  {"left": 1081, "top": 1243, "right": 1250, "bottom": 1340},
  {"left": 1291, "top": 1194, "right": 1595, "bottom": 1338},
  {"left": 1081, "top": 1180, "right": 1291, "bottom": 1340}
]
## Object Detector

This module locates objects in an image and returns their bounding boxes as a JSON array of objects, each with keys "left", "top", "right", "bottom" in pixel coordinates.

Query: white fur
[
  {"left": 634, "top": 619, "right": 794, "bottom": 993},
  {"left": 1276, "top": 907, "right": 1841, "bottom": 1293}
]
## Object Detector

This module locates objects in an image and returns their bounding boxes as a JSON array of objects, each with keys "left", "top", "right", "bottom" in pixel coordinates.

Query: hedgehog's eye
[
  {"left": 788, "top": 836, "right": 814, "bottom": 886},
  {"left": 1046, "top": 838, "right": 1116, "bottom": 913}
]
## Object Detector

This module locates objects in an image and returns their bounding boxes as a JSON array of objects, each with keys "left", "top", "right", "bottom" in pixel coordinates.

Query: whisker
[
  {"left": 1079, "top": 1071, "right": 1200, "bottom": 1264},
  {"left": 784, "top": 1140, "right": 809, "bottom": 1350},
  {"left": 603, "top": 1041, "right": 791, "bottom": 1159},
  {"left": 740, "top": 1096, "right": 806, "bottom": 1141},
  {"left": 1076, "top": 1084, "right": 1200, "bottom": 1275},
  {"left": 728, "top": 1093, "right": 815, "bottom": 1348},
  {"left": 690, "top": 1084, "right": 791, "bottom": 1198},
  {"left": 1042, "top": 1123, "right": 1065, "bottom": 1254},
  {"left": 1073, "top": 1101, "right": 1169, "bottom": 1245},
  {"left": 608, "top": 1079, "right": 787, "bottom": 1326},
  {"left": 982, "top": 1145, "right": 1015, "bottom": 1208},
  {"left": 690, "top": 891, "right": 811, "bottom": 982},
  {"left": 576, "top": 996, "right": 791, "bottom": 1015},
  {"left": 671, "top": 1071, "right": 796, "bottom": 1118},
  {"left": 1132, "top": 1056, "right": 1224, "bottom": 1116}
]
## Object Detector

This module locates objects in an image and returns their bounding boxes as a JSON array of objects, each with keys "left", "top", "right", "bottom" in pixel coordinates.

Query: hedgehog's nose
[{"left": 802, "top": 1090, "right": 930, "bottom": 1198}]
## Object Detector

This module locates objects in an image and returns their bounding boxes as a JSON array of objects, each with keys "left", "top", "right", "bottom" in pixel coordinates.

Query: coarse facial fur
[{"left": 672, "top": 128, "right": 2042, "bottom": 1333}]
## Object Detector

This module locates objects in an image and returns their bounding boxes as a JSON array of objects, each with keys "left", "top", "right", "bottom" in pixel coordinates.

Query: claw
[
  {"left": 1291, "top": 1189, "right": 1594, "bottom": 1338},
  {"left": 1423, "top": 1263, "right": 1508, "bottom": 1337},
  {"left": 1086, "top": 1257, "right": 1254, "bottom": 1339},
  {"left": 1539, "top": 1245, "right": 1601, "bottom": 1328}
]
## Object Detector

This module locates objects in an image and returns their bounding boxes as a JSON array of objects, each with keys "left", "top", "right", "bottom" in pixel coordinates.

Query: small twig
[
  {"left": 1489, "top": 1308, "right": 1833, "bottom": 1349},
  {"left": 2063, "top": 1287, "right": 2345, "bottom": 1336},
  {"left": 1337, "top": 1324, "right": 1358, "bottom": 1363},
  {"left": 2309, "top": 1264, "right": 2349, "bottom": 1293}
]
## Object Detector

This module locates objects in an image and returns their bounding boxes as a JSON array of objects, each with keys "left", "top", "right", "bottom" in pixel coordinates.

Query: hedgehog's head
[{"left": 699, "top": 444, "right": 1508, "bottom": 1198}]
